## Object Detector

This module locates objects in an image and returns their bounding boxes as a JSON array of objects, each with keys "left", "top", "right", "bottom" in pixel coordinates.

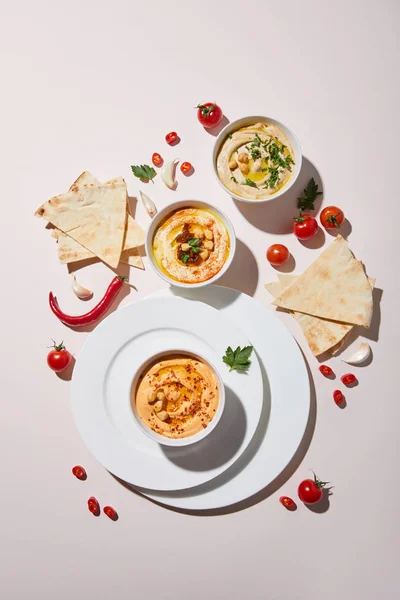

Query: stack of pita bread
[
  {"left": 35, "top": 171, "right": 145, "bottom": 269},
  {"left": 265, "top": 235, "right": 374, "bottom": 356}
]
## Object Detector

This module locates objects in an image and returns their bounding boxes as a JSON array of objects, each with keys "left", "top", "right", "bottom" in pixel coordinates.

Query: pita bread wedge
[
  {"left": 266, "top": 273, "right": 375, "bottom": 356},
  {"left": 272, "top": 235, "right": 373, "bottom": 327},
  {"left": 120, "top": 248, "right": 144, "bottom": 269},
  {"left": 35, "top": 178, "right": 127, "bottom": 268}
]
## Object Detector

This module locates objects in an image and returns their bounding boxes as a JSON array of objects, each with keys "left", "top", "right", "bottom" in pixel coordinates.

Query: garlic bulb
[
  {"left": 161, "top": 158, "right": 179, "bottom": 189},
  {"left": 71, "top": 275, "right": 93, "bottom": 300},
  {"left": 139, "top": 190, "right": 157, "bottom": 217},
  {"left": 342, "top": 342, "right": 371, "bottom": 365}
]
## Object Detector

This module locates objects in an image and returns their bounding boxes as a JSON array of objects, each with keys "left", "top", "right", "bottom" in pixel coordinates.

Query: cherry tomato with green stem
[
  {"left": 196, "top": 102, "right": 223, "bottom": 129},
  {"left": 298, "top": 472, "right": 329, "bottom": 504},
  {"left": 320, "top": 206, "right": 345, "bottom": 229},
  {"left": 293, "top": 214, "right": 318, "bottom": 241},
  {"left": 47, "top": 341, "right": 72, "bottom": 373}
]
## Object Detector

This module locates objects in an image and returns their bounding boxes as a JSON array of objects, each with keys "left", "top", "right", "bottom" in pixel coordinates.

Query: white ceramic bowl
[
  {"left": 130, "top": 349, "right": 226, "bottom": 447},
  {"left": 212, "top": 115, "right": 302, "bottom": 204},
  {"left": 145, "top": 199, "right": 236, "bottom": 288}
]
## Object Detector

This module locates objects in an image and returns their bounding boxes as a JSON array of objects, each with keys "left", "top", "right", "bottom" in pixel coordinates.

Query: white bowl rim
[
  {"left": 212, "top": 114, "right": 303, "bottom": 204},
  {"left": 130, "top": 348, "right": 226, "bottom": 447},
  {"left": 145, "top": 199, "right": 236, "bottom": 288}
]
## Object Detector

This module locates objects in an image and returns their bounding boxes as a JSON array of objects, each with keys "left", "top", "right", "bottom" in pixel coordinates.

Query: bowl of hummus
[
  {"left": 213, "top": 116, "right": 302, "bottom": 203},
  {"left": 131, "top": 350, "right": 225, "bottom": 447},
  {"left": 146, "top": 200, "right": 236, "bottom": 287}
]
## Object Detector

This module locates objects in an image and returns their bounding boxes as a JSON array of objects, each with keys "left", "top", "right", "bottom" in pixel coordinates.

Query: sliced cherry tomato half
[
  {"left": 341, "top": 373, "right": 357, "bottom": 385},
  {"left": 180, "top": 161, "right": 193, "bottom": 174},
  {"left": 103, "top": 506, "right": 118, "bottom": 520},
  {"left": 319, "top": 364, "right": 333, "bottom": 377},
  {"left": 152, "top": 152, "right": 163, "bottom": 167},
  {"left": 87, "top": 497, "right": 100, "bottom": 516},
  {"left": 72, "top": 465, "right": 87, "bottom": 480},
  {"left": 333, "top": 389, "right": 344, "bottom": 405},
  {"left": 320, "top": 206, "right": 345, "bottom": 229},
  {"left": 165, "top": 131, "right": 179, "bottom": 145},
  {"left": 279, "top": 496, "right": 296, "bottom": 510},
  {"left": 266, "top": 244, "right": 290, "bottom": 266}
]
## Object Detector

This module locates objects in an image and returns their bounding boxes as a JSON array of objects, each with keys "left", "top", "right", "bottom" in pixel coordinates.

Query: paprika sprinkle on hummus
[{"left": 134, "top": 356, "right": 219, "bottom": 439}]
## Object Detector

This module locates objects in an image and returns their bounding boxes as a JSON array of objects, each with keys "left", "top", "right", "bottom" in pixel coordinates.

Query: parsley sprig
[
  {"left": 223, "top": 345, "right": 253, "bottom": 373},
  {"left": 242, "top": 178, "right": 258, "bottom": 188},
  {"left": 131, "top": 164, "right": 157, "bottom": 183},
  {"left": 180, "top": 238, "right": 202, "bottom": 264},
  {"left": 297, "top": 177, "right": 322, "bottom": 211}
]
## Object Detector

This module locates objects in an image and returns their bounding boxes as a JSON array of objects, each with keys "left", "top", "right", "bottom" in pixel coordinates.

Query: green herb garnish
[
  {"left": 228, "top": 133, "right": 233, "bottom": 139},
  {"left": 242, "top": 178, "right": 258, "bottom": 188},
  {"left": 131, "top": 164, "right": 157, "bottom": 183},
  {"left": 187, "top": 238, "right": 202, "bottom": 253},
  {"left": 223, "top": 345, "right": 253, "bottom": 373},
  {"left": 297, "top": 177, "right": 322, "bottom": 211},
  {"left": 250, "top": 147, "right": 261, "bottom": 160},
  {"left": 181, "top": 253, "right": 189, "bottom": 264},
  {"left": 252, "top": 133, "right": 262, "bottom": 147},
  {"left": 231, "top": 175, "right": 238, "bottom": 183},
  {"left": 266, "top": 167, "right": 281, "bottom": 188}
]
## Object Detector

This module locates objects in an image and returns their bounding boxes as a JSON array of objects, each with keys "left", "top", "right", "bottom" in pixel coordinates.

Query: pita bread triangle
[
  {"left": 272, "top": 235, "right": 373, "bottom": 327},
  {"left": 35, "top": 173, "right": 127, "bottom": 268}
]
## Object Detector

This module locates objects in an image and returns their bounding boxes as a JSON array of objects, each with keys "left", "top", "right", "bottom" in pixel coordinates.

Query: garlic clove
[
  {"left": 139, "top": 190, "right": 157, "bottom": 218},
  {"left": 71, "top": 275, "right": 93, "bottom": 300},
  {"left": 342, "top": 342, "right": 371, "bottom": 365},
  {"left": 161, "top": 158, "right": 179, "bottom": 189}
]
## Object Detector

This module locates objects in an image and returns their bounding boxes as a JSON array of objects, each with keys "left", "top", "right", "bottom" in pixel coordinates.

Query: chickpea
[
  {"left": 229, "top": 159, "right": 238, "bottom": 170},
  {"left": 203, "top": 240, "right": 213, "bottom": 251},
  {"left": 193, "top": 227, "right": 204, "bottom": 239},
  {"left": 153, "top": 400, "right": 164, "bottom": 413},
  {"left": 204, "top": 229, "right": 213, "bottom": 240},
  {"left": 200, "top": 250, "right": 209, "bottom": 261},
  {"left": 169, "top": 390, "right": 180, "bottom": 401},
  {"left": 148, "top": 390, "right": 157, "bottom": 404},
  {"left": 157, "top": 411, "right": 169, "bottom": 422},
  {"left": 239, "top": 163, "right": 250, "bottom": 175},
  {"left": 237, "top": 153, "right": 249, "bottom": 164},
  {"left": 181, "top": 243, "right": 191, "bottom": 251},
  {"left": 156, "top": 391, "right": 165, "bottom": 401}
]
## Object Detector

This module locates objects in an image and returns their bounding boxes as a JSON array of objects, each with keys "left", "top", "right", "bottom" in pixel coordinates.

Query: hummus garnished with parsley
[
  {"left": 135, "top": 356, "right": 219, "bottom": 439},
  {"left": 217, "top": 122, "right": 295, "bottom": 200},
  {"left": 152, "top": 207, "right": 230, "bottom": 284}
]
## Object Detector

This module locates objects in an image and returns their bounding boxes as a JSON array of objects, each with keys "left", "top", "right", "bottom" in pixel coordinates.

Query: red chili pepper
[
  {"left": 180, "top": 161, "right": 193, "bottom": 174},
  {"left": 103, "top": 506, "right": 118, "bottom": 520},
  {"left": 152, "top": 152, "right": 163, "bottom": 167},
  {"left": 165, "top": 131, "right": 178, "bottom": 145},
  {"left": 72, "top": 465, "right": 87, "bottom": 480},
  {"left": 279, "top": 496, "right": 296, "bottom": 510},
  {"left": 333, "top": 389, "right": 344, "bottom": 405},
  {"left": 319, "top": 364, "right": 333, "bottom": 377},
  {"left": 49, "top": 276, "right": 127, "bottom": 328},
  {"left": 341, "top": 373, "right": 357, "bottom": 385},
  {"left": 88, "top": 497, "right": 100, "bottom": 516}
]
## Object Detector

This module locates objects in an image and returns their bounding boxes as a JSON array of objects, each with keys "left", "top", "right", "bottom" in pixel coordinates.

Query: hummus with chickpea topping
[
  {"left": 134, "top": 356, "right": 219, "bottom": 439},
  {"left": 217, "top": 122, "right": 295, "bottom": 200},
  {"left": 152, "top": 207, "right": 230, "bottom": 284}
]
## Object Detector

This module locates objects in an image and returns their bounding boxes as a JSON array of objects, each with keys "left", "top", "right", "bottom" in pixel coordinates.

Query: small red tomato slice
[
  {"left": 341, "top": 373, "right": 357, "bottom": 385},
  {"left": 320, "top": 206, "right": 345, "bottom": 229},
  {"left": 293, "top": 214, "right": 318, "bottom": 241},
  {"left": 319, "top": 364, "right": 333, "bottom": 377},
  {"left": 266, "top": 244, "right": 290, "bottom": 266},
  {"left": 72, "top": 465, "right": 87, "bottom": 480},
  {"left": 279, "top": 496, "right": 296, "bottom": 509},
  {"left": 47, "top": 341, "right": 72, "bottom": 373},
  {"left": 152, "top": 152, "right": 163, "bottom": 167},
  {"left": 333, "top": 389, "right": 344, "bottom": 405},
  {"left": 165, "top": 131, "right": 178, "bottom": 145},
  {"left": 180, "top": 161, "right": 193, "bottom": 174},
  {"left": 87, "top": 497, "right": 100, "bottom": 516},
  {"left": 103, "top": 506, "right": 118, "bottom": 520}
]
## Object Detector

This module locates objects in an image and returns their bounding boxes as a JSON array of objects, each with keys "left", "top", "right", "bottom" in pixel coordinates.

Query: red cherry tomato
[
  {"left": 319, "top": 364, "right": 333, "bottom": 377},
  {"left": 152, "top": 152, "right": 163, "bottom": 167},
  {"left": 72, "top": 465, "right": 87, "bottom": 480},
  {"left": 279, "top": 496, "right": 296, "bottom": 510},
  {"left": 165, "top": 131, "right": 179, "bottom": 145},
  {"left": 87, "top": 497, "right": 100, "bottom": 516},
  {"left": 266, "top": 244, "right": 290, "bottom": 266},
  {"left": 341, "top": 373, "right": 357, "bottom": 385},
  {"left": 333, "top": 389, "right": 344, "bottom": 405},
  {"left": 293, "top": 214, "right": 318, "bottom": 241},
  {"left": 47, "top": 341, "right": 72, "bottom": 373},
  {"left": 320, "top": 206, "right": 345, "bottom": 229},
  {"left": 103, "top": 506, "right": 118, "bottom": 520},
  {"left": 298, "top": 472, "right": 329, "bottom": 504},
  {"left": 196, "top": 102, "right": 223, "bottom": 129},
  {"left": 180, "top": 161, "right": 193, "bottom": 174}
]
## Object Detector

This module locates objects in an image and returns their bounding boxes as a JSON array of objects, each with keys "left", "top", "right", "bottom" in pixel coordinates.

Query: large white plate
[
  {"left": 136, "top": 286, "right": 310, "bottom": 510},
  {"left": 71, "top": 296, "right": 263, "bottom": 491}
]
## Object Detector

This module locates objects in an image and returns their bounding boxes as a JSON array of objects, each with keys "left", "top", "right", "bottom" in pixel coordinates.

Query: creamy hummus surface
[
  {"left": 135, "top": 356, "right": 219, "bottom": 439},
  {"left": 217, "top": 122, "right": 295, "bottom": 200},
  {"left": 152, "top": 207, "right": 230, "bottom": 284}
]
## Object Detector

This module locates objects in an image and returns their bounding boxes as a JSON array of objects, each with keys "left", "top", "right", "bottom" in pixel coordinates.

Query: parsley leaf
[
  {"left": 228, "top": 133, "right": 233, "bottom": 139},
  {"left": 181, "top": 253, "right": 189, "bottom": 264},
  {"left": 250, "top": 147, "right": 261, "bottom": 160},
  {"left": 252, "top": 133, "right": 262, "bottom": 147},
  {"left": 231, "top": 175, "right": 238, "bottom": 183},
  {"left": 131, "top": 164, "right": 157, "bottom": 183},
  {"left": 222, "top": 345, "right": 253, "bottom": 373},
  {"left": 187, "top": 238, "right": 202, "bottom": 253},
  {"left": 297, "top": 177, "right": 322, "bottom": 211},
  {"left": 242, "top": 178, "right": 258, "bottom": 188},
  {"left": 266, "top": 167, "right": 281, "bottom": 188}
]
